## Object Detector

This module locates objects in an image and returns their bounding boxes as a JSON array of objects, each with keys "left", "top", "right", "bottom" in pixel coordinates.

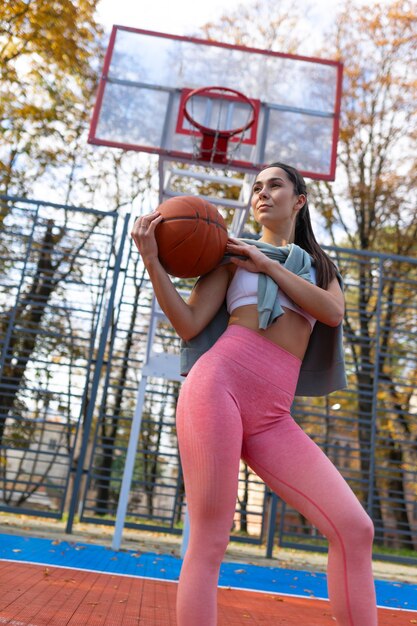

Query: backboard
[{"left": 89, "top": 26, "right": 343, "bottom": 181}]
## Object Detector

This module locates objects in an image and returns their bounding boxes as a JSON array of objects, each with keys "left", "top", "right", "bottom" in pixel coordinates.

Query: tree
[
  {"left": 0, "top": 3, "right": 160, "bottom": 511},
  {"left": 310, "top": 0, "right": 417, "bottom": 545},
  {"left": 0, "top": 1, "right": 160, "bottom": 212},
  {"left": 0, "top": 209, "right": 110, "bottom": 447},
  {"left": 195, "top": 0, "right": 417, "bottom": 550},
  {"left": 313, "top": 0, "right": 417, "bottom": 254},
  {"left": 198, "top": 0, "right": 304, "bottom": 54},
  {"left": 0, "top": 0, "right": 104, "bottom": 203}
]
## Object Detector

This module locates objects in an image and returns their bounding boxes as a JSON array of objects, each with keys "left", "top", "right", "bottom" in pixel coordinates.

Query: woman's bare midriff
[{"left": 228, "top": 304, "right": 311, "bottom": 360}]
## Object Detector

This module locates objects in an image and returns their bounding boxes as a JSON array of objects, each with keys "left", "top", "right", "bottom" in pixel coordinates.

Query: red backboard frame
[{"left": 88, "top": 26, "right": 344, "bottom": 181}]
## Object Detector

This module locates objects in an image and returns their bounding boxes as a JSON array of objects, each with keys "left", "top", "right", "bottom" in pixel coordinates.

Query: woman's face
[{"left": 251, "top": 167, "right": 304, "bottom": 231}]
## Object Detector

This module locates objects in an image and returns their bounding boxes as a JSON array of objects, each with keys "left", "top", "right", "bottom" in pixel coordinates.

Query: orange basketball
[{"left": 155, "top": 196, "right": 228, "bottom": 278}]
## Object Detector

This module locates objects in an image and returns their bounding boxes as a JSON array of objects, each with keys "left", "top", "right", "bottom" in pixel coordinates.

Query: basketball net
[{"left": 183, "top": 86, "right": 256, "bottom": 166}]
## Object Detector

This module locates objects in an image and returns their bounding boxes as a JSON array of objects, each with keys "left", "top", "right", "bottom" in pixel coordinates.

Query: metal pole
[
  {"left": 112, "top": 375, "right": 148, "bottom": 550},
  {"left": 66, "top": 213, "right": 130, "bottom": 533},
  {"left": 265, "top": 492, "right": 278, "bottom": 558},
  {"left": 367, "top": 257, "right": 384, "bottom": 516},
  {"left": 180, "top": 506, "right": 190, "bottom": 559}
]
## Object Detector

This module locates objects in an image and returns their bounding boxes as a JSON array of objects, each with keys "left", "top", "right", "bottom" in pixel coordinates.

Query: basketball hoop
[{"left": 182, "top": 86, "right": 257, "bottom": 165}]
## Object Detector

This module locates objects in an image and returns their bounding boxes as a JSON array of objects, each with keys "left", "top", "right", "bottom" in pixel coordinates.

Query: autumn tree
[
  {"left": 0, "top": 0, "right": 104, "bottom": 204},
  {"left": 199, "top": 0, "right": 304, "bottom": 53},
  {"left": 309, "top": 0, "right": 417, "bottom": 547},
  {"left": 313, "top": 0, "right": 417, "bottom": 255},
  {"left": 0, "top": 2, "right": 158, "bottom": 512},
  {"left": 195, "top": 0, "right": 417, "bottom": 550}
]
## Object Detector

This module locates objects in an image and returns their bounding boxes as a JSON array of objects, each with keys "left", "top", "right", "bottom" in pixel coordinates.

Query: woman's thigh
[
  {"left": 176, "top": 355, "right": 244, "bottom": 529},
  {"left": 242, "top": 416, "right": 371, "bottom": 541}
]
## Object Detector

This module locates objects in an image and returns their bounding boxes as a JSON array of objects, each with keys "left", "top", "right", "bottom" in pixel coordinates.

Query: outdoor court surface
[{"left": 0, "top": 534, "right": 416, "bottom": 625}]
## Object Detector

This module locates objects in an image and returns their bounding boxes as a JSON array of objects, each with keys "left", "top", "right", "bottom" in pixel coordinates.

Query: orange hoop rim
[{"left": 182, "top": 86, "right": 257, "bottom": 137}]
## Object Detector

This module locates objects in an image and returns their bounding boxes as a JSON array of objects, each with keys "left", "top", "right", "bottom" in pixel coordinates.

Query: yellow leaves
[
  {"left": 0, "top": 0, "right": 101, "bottom": 194},
  {"left": 387, "top": 7, "right": 417, "bottom": 22},
  {"left": 0, "top": 0, "right": 102, "bottom": 77},
  {"left": 366, "top": 17, "right": 383, "bottom": 33},
  {"left": 321, "top": 207, "right": 336, "bottom": 224},
  {"left": 345, "top": 66, "right": 362, "bottom": 80}
]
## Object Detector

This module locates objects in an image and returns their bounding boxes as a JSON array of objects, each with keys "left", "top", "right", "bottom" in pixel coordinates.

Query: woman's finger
[
  {"left": 147, "top": 213, "right": 163, "bottom": 231},
  {"left": 131, "top": 211, "right": 161, "bottom": 237},
  {"left": 227, "top": 237, "right": 249, "bottom": 247}
]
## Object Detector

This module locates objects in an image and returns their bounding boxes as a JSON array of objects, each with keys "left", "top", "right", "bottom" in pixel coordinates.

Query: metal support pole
[
  {"left": 180, "top": 507, "right": 190, "bottom": 559},
  {"left": 66, "top": 213, "right": 130, "bottom": 533},
  {"left": 367, "top": 257, "right": 384, "bottom": 516},
  {"left": 112, "top": 375, "right": 148, "bottom": 551},
  {"left": 112, "top": 295, "right": 183, "bottom": 550},
  {"left": 266, "top": 492, "right": 278, "bottom": 558}
]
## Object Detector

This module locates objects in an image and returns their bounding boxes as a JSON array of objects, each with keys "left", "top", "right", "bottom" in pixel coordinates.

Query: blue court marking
[{"left": 0, "top": 533, "right": 416, "bottom": 611}]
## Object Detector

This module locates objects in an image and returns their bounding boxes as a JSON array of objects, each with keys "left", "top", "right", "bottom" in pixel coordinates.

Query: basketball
[{"left": 154, "top": 196, "right": 228, "bottom": 278}]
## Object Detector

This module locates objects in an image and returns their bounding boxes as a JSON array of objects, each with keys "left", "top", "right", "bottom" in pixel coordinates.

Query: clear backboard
[{"left": 89, "top": 27, "right": 343, "bottom": 180}]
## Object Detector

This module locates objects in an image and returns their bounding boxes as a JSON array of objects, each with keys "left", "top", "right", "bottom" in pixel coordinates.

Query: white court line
[{"left": 0, "top": 558, "right": 415, "bottom": 613}]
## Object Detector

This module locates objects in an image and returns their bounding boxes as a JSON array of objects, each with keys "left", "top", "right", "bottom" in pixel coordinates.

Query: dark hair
[{"left": 259, "top": 162, "right": 337, "bottom": 289}]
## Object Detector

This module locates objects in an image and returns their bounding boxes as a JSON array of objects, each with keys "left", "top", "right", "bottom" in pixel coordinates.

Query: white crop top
[{"left": 226, "top": 266, "right": 317, "bottom": 331}]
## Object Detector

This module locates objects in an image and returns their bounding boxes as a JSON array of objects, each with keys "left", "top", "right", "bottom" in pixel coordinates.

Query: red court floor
[{"left": 0, "top": 561, "right": 413, "bottom": 625}]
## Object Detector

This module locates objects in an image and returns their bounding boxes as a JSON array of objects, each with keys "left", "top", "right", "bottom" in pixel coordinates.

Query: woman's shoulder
[{"left": 195, "top": 260, "right": 236, "bottom": 289}]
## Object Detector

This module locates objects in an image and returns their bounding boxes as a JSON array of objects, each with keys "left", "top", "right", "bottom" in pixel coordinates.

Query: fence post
[
  {"left": 367, "top": 257, "right": 384, "bottom": 517},
  {"left": 265, "top": 492, "right": 278, "bottom": 558},
  {"left": 66, "top": 213, "right": 130, "bottom": 533}
]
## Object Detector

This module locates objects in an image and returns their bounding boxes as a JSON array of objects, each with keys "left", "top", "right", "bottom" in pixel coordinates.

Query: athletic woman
[{"left": 131, "top": 163, "right": 377, "bottom": 626}]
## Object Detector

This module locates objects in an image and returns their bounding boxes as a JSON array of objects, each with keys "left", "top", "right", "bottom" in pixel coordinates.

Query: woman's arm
[
  {"left": 131, "top": 211, "right": 231, "bottom": 340},
  {"left": 226, "top": 239, "right": 344, "bottom": 327}
]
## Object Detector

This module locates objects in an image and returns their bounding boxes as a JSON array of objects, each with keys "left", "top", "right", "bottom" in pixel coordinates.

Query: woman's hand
[
  {"left": 226, "top": 238, "right": 272, "bottom": 273},
  {"left": 130, "top": 210, "right": 164, "bottom": 266}
]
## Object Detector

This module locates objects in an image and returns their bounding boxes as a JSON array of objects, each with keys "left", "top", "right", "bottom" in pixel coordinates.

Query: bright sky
[
  {"left": 96, "top": 0, "right": 247, "bottom": 34},
  {"left": 95, "top": 0, "right": 338, "bottom": 42}
]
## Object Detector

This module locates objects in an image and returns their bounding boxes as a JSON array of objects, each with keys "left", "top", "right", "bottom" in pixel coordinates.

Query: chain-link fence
[
  {"left": 1, "top": 196, "right": 416, "bottom": 563},
  {"left": 0, "top": 196, "right": 120, "bottom": 517},
  {"left": 273, "top": 247, "right": 417, "bottom": 563}
]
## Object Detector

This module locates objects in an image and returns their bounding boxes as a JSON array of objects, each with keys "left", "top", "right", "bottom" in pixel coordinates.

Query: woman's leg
[
  {"left": 176, "top": 355, "right": 244, "bottom": 626},
  {"left": 242, "top": 417, "right": 377, "bottom": 626}
]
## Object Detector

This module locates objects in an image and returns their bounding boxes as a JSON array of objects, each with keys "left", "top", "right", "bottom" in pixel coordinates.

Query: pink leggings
[{"left": 176, "top": 325, "right": 377, "bottom": 626}]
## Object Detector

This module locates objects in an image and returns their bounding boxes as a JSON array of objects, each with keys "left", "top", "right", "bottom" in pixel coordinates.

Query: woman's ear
[{"left": 294, "top": 194, "right": 307, "bottom": 212}]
